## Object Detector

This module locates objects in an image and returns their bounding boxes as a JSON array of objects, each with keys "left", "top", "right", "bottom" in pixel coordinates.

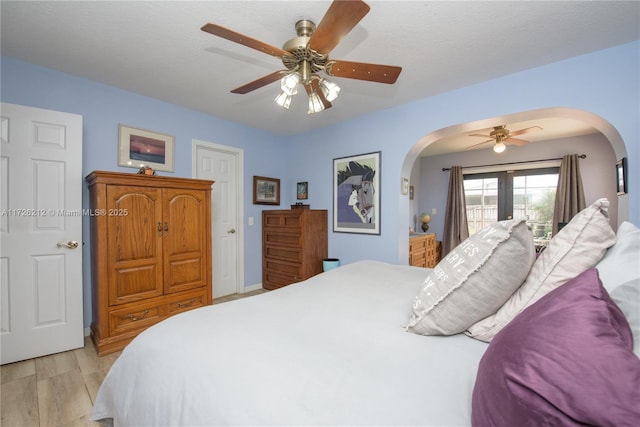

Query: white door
[
  {"left": 193, "top": 140, "right": 243, "bottom": 298},
  {"left": 1, "top": 103, "right": 83, "bottom": 364}
]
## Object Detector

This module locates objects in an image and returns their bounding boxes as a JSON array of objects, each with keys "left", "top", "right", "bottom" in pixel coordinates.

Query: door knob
[
  {"left": 57, "top": 240, "right": 79, "bottom": 249},
  {"left": 227, "top": 228, "right": 236, "bottom": 234}
]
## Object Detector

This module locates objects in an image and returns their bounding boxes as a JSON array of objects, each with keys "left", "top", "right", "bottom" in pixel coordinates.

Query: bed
[{"left": 91, "top": 201, "right": 640, "bottom": 426}]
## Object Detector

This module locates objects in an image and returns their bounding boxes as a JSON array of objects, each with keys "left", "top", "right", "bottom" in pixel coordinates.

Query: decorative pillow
[
  {"left": 597, "top": 221, "right": 640, "bottom": 356},
  {"left": 472, "top": 268, "right": 640, "bottom": 427},
  {"left": 467, "top": 198, "right": 616, "bottom": 342},
  {"left": 406, "top": 218, "right": 535, "bottom": 336}
]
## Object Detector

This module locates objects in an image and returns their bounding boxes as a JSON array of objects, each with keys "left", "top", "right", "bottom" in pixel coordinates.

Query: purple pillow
[{"left": 472, "top": 268, "right": 640, "bottom": 427}]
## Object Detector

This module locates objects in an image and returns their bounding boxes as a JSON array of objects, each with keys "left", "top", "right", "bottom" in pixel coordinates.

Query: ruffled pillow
[
  {"left": 467, "top": 198, "right": 616, "bottom": 341},
  {"left": 407, "top": 218, "right": 534, "bottom": 336}
]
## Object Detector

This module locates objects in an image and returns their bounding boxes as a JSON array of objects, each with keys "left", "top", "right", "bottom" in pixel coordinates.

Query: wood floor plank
[
  {"left": 0, "top": 359, "right": 36, "bottom": 384},
  {"left": 1, "top": 374, "right": 39, "bottom": 426},
  {"left": 35, "top": 351, "right": 78, "bottom": 381},
  {"left": 37, "top": 368, "right": 93, "bottom": 426}
]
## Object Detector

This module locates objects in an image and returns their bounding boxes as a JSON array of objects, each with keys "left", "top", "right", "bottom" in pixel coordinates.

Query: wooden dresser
[
  {"left": 409, "top": 233, "right": 441, "bottom": 268},
  {"left": 86, "top": 171, "right": 213, "bottom": 355},
  {"left": 262, "top": 209, "right": 328, "bottom": 290}
]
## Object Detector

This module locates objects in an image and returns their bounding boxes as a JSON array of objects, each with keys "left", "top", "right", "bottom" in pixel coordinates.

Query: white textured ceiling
[{"left": 2, "top": 1, "right": 639, "bottom": 145}]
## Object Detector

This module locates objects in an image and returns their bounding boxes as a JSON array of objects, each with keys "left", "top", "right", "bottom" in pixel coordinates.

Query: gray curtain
[
  {"left": 552, "top": 154, "right": 585, "bottom": 235},
  {"left": 442, "top": 166, "right": 469, "bottom": 256}
]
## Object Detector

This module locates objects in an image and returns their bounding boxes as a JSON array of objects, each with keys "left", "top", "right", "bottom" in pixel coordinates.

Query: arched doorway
[{"left": 398, "top": 107, "right": 629, "bottom": 263}]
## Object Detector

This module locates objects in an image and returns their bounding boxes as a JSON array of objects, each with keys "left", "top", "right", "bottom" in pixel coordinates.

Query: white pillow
[
  {"left": 406, "top": 218, "right": 535, "bottom": 336},
  {"left": 597, "top": 221, "right": 640, "bottom": 357},
  {"left": 467, "top": 198, "right": 617, "bottom": 342}
]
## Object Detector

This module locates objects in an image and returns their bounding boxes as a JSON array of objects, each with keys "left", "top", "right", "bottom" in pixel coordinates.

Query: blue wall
[
  {"left": 2, "top": 40, "right": 638, "bottom": 328},
  {"left": 286, "top": 41, "right": 639, "bottom": 265}
]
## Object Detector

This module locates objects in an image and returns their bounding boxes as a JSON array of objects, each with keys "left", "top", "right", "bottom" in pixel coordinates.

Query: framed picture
[
  {"left": 616, "top": 157, "right": 627, "bottom": 195},
  {"left": 409, "top": 185, "right": 415, "bottom": 200},
  {"left": 253, "top": 176, "right": 280, "bottom": 205},
  {"left": 118, "top": 124, "right": 175, "bottom": 172},
  {"left": 333, "top": 151, "right": 381, "bottom": 235},
  {"left": 297, "top": 181, "right": 308, "bottom": 200}
]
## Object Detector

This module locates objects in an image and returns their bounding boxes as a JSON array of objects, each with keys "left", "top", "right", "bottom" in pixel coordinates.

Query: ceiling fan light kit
[{"left": 201, "top": 0, "right": 402, "bottom": 115}]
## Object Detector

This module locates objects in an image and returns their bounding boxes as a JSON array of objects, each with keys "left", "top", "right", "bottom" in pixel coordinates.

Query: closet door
[
  {"left": 107, "top": 185, "right": 163, "bottom": 305},
  {"left": 163, "top": 188, "right": 209, "bottom": 294}
]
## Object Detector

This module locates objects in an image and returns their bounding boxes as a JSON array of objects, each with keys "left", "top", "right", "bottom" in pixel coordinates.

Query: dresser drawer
[
  {"left": 264, "top": 269, "right": 302, "bottom": 290},
  {"left": 264, "top": 258, "right": 301, "bottom": 276},
  {"left": 263, "top": 212, "right": 302, "bottom": 228},
  {"left": 264, "top": 244, "right": 303, "bottom": 263},
  {"left": 264, "top": 231, "right": 301, "bottom": 247}
]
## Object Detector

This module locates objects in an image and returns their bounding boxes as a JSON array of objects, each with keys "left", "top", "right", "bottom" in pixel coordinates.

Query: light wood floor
[{"left": 0, "top": 290, "right": 266, "bottom": 426}]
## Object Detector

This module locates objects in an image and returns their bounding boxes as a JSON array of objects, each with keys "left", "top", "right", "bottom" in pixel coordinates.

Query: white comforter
[{"left": 91, "top": 260, "right": 489, "bottom": 426}]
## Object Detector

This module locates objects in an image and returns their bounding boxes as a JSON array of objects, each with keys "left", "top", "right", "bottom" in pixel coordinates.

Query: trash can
[{"left": 322, "top": 258, "right": 340, "bottom": 272}]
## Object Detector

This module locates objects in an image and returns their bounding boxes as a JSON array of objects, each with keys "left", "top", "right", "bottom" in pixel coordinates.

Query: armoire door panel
[
  {"left": 163, "top": 189, "right": 207, "bottom": 293},
  {"left": 110, "top": 264, "right": 163, "bottom": 305},
  {"left": 107, "top": 186, "right": 163, "bottom": 305},
  {"left": 164, "top": 190, "right": 204, "bottom": 254},
  {"left": 166, "top": 258, "right": 203, "bottom": 293},
  {"left": 108, "top": 187, "right": 163, "bottom": 261}
]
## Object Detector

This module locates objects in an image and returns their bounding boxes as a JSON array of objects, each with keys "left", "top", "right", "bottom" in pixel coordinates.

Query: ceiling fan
[
  {"left": 201, "top": 0, "right": 402, "bottom": 114},
  {"left": 467, "top": 125, "right": 543, "bottom": 153}
]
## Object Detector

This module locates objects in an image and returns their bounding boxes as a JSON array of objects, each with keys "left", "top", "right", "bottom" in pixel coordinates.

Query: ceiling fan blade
[
  {"left": 230, "top": 70, "right": 287, "bottom": 94},
  {"left": 504, "top": 137, "right": 529, "bottom": 146},
  {"left": 467, "top": 139, "right": 494, "bottom": 150},
  {"left": 469, "top": 133, "right": 491, "bottom": 138},
  {"left": 304, "top": 80, "right": 332, "bottom": 109},
  {"left": 308, "top": 0, "right": 370, "bottom": 54},
  {"left": 325, "top": 60, "right": 401, "bottom": 84},
  {"left": 201, "top": 23, "right": 290, "bottom": 58},
  {"left": 508, "top": 125, "right": 543, "bottom": 137}
]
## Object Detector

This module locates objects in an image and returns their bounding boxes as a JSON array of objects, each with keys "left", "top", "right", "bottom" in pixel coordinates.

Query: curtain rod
[{"left": 441, "top": 154, "right": 586, "bottom": 171}]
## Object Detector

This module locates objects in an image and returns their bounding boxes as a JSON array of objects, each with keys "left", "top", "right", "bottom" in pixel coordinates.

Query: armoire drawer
[
  {"left": 167, "top": 290, "right": 207, "bottom": 315},
  {"left": 109, "top": 300, "right": 164, "bottom": 336}
]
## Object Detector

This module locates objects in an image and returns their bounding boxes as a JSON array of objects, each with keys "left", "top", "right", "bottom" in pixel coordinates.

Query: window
[{"left": 464, "top": 168, "right": 559, "bottom": 240}]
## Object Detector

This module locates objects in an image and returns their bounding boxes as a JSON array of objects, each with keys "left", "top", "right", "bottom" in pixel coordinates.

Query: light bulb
[
  {"left": 274, "top": 91, "right": 292, "bottom": 109},
  {"left": 319, "top": 79, "right": 340, "bottom": 102},
  {"left": 307, "top": 92, "right": 325, "bottom": 114},
  {"left": 493, "top": 142, "right": 506, "bottom": 153},
  {"left": 280, "top": 73, "right": 299, "bottom": 96}
]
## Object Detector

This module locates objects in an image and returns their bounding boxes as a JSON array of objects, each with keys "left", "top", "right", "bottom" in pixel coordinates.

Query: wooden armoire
[
  {"left": 86, "top": 171, "right": 213, "bottom": 355},
  {"left": 262, "top": 208, "right": 328, "bottom": 290}
]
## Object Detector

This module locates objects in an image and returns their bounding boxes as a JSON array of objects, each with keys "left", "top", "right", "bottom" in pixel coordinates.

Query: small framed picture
[
  {"left": 297, "top": 181, "right": 308, "bottom": 200},
  {"left": 253, "top": 176, "right": 280, "bottom": 205},
  {"left": 616, "top": 157, "right": 627, "bottom": 195},
  {"left": 118, "top": 124, "right": 174, "bottom": 172},
  {"left": 401, "top": 177, "right": 409, "bottom": 195},
  {"left": 409, "top": 185, "right": 415, "bottom": 200}
]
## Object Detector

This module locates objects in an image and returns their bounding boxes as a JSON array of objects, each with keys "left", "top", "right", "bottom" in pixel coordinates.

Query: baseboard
[{"left": 242, "top": 283, "right": 263, "bottom": 293}]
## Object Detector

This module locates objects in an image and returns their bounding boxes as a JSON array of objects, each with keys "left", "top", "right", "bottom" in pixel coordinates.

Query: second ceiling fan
[
  {"left": 201, "top": 0, "right": 402, "bottom": 114},
  {"left": 468, "top": 125, "right": 543, "bottom": 153}
]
